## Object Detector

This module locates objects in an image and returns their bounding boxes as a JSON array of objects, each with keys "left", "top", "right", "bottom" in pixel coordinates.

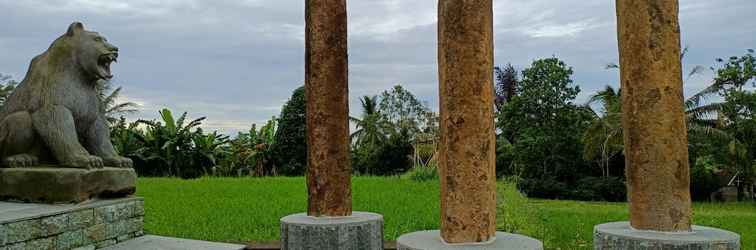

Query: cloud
[{"left": 523, "top": 19, "right": 603, "bottom": 38}]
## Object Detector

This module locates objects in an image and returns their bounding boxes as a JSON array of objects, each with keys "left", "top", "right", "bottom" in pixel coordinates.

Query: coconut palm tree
[
  {"left": 583, "top": 64, "right": 730, "bottom": 178},
  {"left": 582, "top": 86, "right": 623, "bottom": 178},
  {"left": 350, "top": 95, "right": 390, "bottom": 148},
  {"left": 97, "top": 80, "right": 139, "bottom": 124}
]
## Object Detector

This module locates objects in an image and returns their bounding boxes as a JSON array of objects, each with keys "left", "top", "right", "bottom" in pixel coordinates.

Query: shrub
[
  {"left": 403, "top": 166, "right": 438, "bottom": 182},
  {"left": 517, "top": 177, "right": 569, "bottom": 200},
  {"left": 690, "top": 156, "right": 723, "bottom": 201},
  {"left": 573, "top": 176, "right": 626, "bottom": 202}
]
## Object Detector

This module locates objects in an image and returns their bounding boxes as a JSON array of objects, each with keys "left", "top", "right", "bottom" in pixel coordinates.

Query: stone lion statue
[{"left": 0, "top": 22, "right": 133, "bottom": 169}]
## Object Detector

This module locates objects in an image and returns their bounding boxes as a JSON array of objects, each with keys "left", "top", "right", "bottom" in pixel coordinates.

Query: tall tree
[
  {"left": 378, "top": 85, "right": 433, "bottom": 137},
  {"left": 711, "top": 50, "right": 756, "bottom": 199},
  {"left": 271, "top": 86, "right": 307, "bottom": 176},
  {"left": 498, "top": 57, "right": 591, "bottom": 180}
]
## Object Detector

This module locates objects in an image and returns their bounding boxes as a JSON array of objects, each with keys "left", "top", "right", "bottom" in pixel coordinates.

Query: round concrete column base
[
  {"left": 279, "top": 212, "right": 383, "bottom": 250},
  {"left": 397, "top": 230, "right": 543, "bottom": 250},
  {"left": 594, "top": 222, "right": 740, "bottom": 250}
]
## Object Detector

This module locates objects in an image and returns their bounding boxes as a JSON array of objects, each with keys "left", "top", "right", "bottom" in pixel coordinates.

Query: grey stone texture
[
  {"left": 397, "top": 230, "right": 543, "bottom": 250},
  {"left": 280, "top": 212, "right": 383, "bottom": 250},
  {"left": 0, "top": 167, "right": 136, "bottom": 204},
  {"left": 101, "top": 235, "right": 244, "bottom": 250},
  {"left": 0, "top": 197, "right": 144, "bottom": 249},
  {"left": 0, "top": 22, "right": 132, "bottom": 170},
  {"left": 594, "top": 222, "right": 741, "bottom": 250}
]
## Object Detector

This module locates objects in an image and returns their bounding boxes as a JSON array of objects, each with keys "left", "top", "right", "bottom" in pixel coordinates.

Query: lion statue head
[{"left": 45, "top": 22, "right": 119, "bottom": 81}]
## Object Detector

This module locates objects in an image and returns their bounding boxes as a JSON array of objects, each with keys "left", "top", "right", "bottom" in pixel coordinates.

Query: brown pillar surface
[
  {"left": 437, "top": 0, "right": 496, "bottom": 243},
  {"left": 305, "top": 0, "right": 352, "bottom": 217},
  {"left": 616, "top": 0, "right": 692, "bottom": 232}
]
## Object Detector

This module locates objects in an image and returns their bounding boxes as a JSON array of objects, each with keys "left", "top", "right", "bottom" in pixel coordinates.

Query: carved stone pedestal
[
  {"left": 594, "top": 222, "right": 740, "bottom": 250},
  {"left": 397, "top": 230, "right": 543, "bottom": 250},
  {"left": 280, "top": 212, "right": 383, "bottom": 250},
  {"left": 0, "top": 167, "right": 136, "bottom": 204}
]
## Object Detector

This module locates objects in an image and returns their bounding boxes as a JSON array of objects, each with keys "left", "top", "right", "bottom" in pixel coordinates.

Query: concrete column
[
  {"left": 595, "top": 1, "right": 742, "bottom": 248},
  {"left": 616, "top": 0, "right": 690, "bottom": 232},
  {"left": 437, "top": 0, "right": 496, "bottom": 244},
  {"left": 305, "top": 0, "right": 351, "bottom": 217}
]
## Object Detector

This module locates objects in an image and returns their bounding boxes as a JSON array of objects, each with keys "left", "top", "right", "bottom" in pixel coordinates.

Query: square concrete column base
[
  {"left": 397, "top": 230, "right": 543, "bottom": 250},
  {"left": 279, "top": 212, "right": 383, "bottom": 250},
  {"left": 594, "top": 222, "right": 741, "bottom": 250}
]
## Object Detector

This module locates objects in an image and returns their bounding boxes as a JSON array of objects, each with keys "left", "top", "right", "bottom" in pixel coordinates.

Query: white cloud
[{"left": 523, "top": 19, "right": 603, "bottom": 38}]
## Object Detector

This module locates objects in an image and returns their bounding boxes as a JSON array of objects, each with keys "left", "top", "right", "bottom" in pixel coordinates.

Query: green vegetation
[
  {"left": 496, "top": 51, "right": 756, "bottom": 201},
  {"left": 0, "top": 73, "right": 18, "bottom": 108},
  {"left": 137, "top": 178, "right": 755, "bottom": 248}
]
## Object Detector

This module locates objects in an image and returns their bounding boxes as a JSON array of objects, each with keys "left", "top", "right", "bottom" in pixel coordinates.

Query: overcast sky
[{"left": 1, "top": 0, "right": 754, "bottom": 134}]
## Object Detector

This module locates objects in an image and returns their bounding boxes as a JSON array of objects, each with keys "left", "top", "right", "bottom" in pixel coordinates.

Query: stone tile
[
  {"left": 95, "top": 203, "right": 131, "bottom": 224},
  {"left": 85, "top": 224, "right": 106, "bottom": 243},
  {"left": 40, "top": 214, "right": 68, "bottom": 236},
  {"left": 127, "top": 217, "right": 143, "bottom": 234},
  {"left": 56, "top": 229, "right": 86, "bottom": 250},
  {"left": 71, "top": 245, "right": 95, "bottom": 250},
  {"left": 105, "top": 221, "right": 127, "bottom": 239},
  {"left": 94, "top": 239, "right": 116, "bottom": 249},
  {"left": 0, "top": 223, "right": 7, "bottom": 246},
  {"left": 68, "top": 210, "right": 94, "bottom": 230},
  {"left": 5, "top": 219, "right": 44, "bottom": 244},
  {"left": 25, "top": 236, "right": 54, "bottom": 250},
  {"left": 116, "top": 233, "right": 132, "bottom": 243},
  {"left": 134, "top": 201, "right": 144, "bottom": 217},
  {"left": 4, "top": 242, "right": 25, "bottom": 250}
]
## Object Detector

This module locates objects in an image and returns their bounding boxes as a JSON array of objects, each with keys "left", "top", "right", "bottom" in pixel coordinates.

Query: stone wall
[{"left": 0, "top": 198, "right": 144, "bottom": 250}]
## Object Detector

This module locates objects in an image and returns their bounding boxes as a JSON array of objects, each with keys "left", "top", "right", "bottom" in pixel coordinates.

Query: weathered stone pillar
[
  {"left": 280, "top": 1, "right": 383, "bottom": 249},
  {"left": 304, "top": 0, "right": 351, "bottom": 217},
  {"left": 594, "top": 1, "right": 741, "bottom": 248},
  {"left": 397, "top": 1, "right": 542, "bottom": 249},
  {"left": 436, "top": 0, "right": 496, "bottom": 244},
  {"left": 616, "top": 0, "right": 691, "bottom": 232}
]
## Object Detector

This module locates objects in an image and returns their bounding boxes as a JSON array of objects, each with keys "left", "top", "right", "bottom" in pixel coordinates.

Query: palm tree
[
  {"left": 582, "top": 86, "right": 623, "bottom": 178},
  {"left": 583, "top": 71, "right": 729, "bottom": 178},
  {"left": 350, "top": 95, "right": 389, "bottom": 148},
  {"left": 97, "top": 80, "right": 139, "bottom": 124}
]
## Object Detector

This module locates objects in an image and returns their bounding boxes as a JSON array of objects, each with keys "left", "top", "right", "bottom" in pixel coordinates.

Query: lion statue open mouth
[{"left": 0, "top": 22, "right": 132, "bottom": 169}]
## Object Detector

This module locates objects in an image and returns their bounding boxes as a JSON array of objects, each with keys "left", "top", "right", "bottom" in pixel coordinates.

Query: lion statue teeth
[{"left": 0, "top": 22, "right": 133, "bottom": 169}]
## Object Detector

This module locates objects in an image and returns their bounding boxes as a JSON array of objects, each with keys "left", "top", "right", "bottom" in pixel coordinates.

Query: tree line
[{"left": 1, "top": 50, "right": 752, "bottom": 201}]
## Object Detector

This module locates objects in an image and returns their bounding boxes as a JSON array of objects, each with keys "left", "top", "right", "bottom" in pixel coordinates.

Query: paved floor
[{"left": 103, "top": 235, "right": 245, "bottom": 250}]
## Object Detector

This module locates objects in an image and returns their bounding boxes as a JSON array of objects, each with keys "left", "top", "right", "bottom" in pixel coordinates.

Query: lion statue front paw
[
  {"left": 66, "top": 154, "right": 104, "bottom": 169},
  {"left": 102, "top": 157, "right": 133, "bottom": 168}
]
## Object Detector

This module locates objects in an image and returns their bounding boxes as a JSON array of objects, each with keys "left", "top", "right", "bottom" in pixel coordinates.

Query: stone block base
[
  {"left": 397, "top": 230, "right": 543, "bottom": 250},
  {"left": 594, "top": 222, "right": 741, "bottom": 250},
  {"left": 280, "top": 212, "right": 383, "bottom": 250},
  {"left": 0, "top": 197, "right": 144, "bottom": 249},
  {"left": 0, "top": 167, "right": 137, "bottom": 204}
]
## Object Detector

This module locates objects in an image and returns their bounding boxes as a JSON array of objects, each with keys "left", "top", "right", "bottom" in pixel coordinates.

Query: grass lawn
[{"left": 137, "top": 177, "right": 754, "bottom": 249}]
